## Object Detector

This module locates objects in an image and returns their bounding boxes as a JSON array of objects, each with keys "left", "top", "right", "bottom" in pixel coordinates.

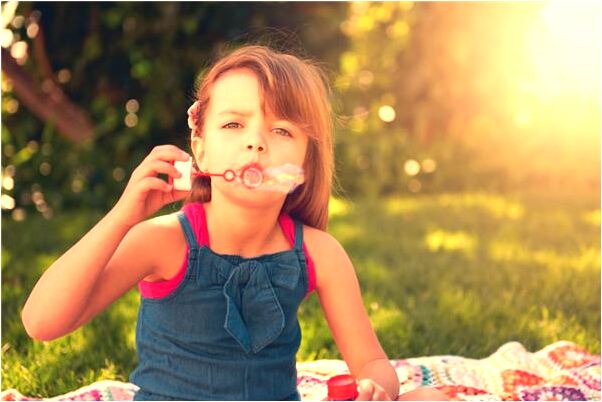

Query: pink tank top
[{"left": 139, "top": 202, "right": 317, "bottom": 299}]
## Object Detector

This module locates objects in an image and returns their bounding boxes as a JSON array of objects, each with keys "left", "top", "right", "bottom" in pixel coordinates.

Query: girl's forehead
[
  {"left": 206, "top": 68, "right": 307, "bottom": 129},
  {"left": 208, "top": 69, "right": 282, "bottom": 119}
]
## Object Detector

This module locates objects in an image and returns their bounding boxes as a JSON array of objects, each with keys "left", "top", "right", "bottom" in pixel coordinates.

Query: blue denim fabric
[{"left": 130, "top": 211, "right": 309, "bottom": 400}]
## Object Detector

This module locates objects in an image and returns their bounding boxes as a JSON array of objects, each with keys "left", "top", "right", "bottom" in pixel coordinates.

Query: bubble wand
[
  {"left": 191, "top": 164, "right": 263, "bottom": 189},
  {"left": 170, "top": 159, "right": 303, "bottom": 193}
]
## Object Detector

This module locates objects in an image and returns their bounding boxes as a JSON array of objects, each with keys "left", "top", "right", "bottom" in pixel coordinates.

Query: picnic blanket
[{"left": 2, "top": 341, "right": 599, "bottom": 401}]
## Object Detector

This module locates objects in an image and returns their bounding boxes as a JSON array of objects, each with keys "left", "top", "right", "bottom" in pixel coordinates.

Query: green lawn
[{"left": 2, "top": 190, "right": 600, "bottom": 397}]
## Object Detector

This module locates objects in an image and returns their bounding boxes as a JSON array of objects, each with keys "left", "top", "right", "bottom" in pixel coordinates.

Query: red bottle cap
[{"left": 327, "top": 374, "right": 358, "bottom": 400}]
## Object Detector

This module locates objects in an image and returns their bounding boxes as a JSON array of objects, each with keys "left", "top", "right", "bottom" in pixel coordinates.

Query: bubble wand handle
[
  {"left": 171, "top": 159, "right": 238, "bottom": 190},
  {"left": 193, "top": 169, "right": 237, "bottom": 182}
]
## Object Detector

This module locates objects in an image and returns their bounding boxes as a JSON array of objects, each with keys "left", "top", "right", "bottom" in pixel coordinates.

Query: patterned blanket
[{"left": 2, "top": 341, "right": 599, "bottom": 401}]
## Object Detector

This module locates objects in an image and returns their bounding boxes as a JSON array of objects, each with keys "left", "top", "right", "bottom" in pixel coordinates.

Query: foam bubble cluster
[{"left": 250, "top": 163, "right": 304, "bottom": 193}]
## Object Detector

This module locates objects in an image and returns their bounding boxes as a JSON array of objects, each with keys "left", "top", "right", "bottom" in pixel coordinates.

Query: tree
[{"left": 1, "top": 2, "right": 348, "bottom": 218}]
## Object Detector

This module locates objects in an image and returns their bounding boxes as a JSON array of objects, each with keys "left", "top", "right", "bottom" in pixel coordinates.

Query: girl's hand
[
  {"left": 355, "top": 379, "right": 392, "bottom": 401},
  {"left": 110, "top": 145, "right": 191, "bottom": 228}
]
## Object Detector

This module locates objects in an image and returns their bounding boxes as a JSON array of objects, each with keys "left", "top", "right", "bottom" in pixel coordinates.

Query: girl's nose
[
  {"left": 246, "top": 143, "right": 265, "bottom": 152},
  {"left": 245, "top": 132, "right": 267, "bottom": 153}
]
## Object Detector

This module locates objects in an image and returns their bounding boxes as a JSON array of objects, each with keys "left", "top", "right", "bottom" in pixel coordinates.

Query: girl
[{"left": 22, "top": 45, "right": 447, "bottom": 401}]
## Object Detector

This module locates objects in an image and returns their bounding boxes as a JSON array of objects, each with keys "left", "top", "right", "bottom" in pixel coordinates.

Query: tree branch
[{"left": 1, "top": 47, "right": 94, "bottom": 143}]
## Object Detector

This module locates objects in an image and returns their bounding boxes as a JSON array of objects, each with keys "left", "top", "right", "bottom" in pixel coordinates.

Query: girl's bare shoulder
[
  {"left": 302, "top": 225, "right": 356, "bottom": 291},
  {"left": 303, "top": 225, "right": 349, "bottom": 266},
  {"left": 303, "top": 225, "right": 344, "bottom": 253},
  {"left": 139, "top": 211, "right": 187, "bottom": 281}
]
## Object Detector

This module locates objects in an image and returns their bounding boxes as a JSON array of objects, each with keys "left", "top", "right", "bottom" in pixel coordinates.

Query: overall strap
[
  {"left": 177, "top": 211, "right": 199, "bottom": 260},
  {"left": 293, "top": 219, "right": 304, "bottom": 252}
]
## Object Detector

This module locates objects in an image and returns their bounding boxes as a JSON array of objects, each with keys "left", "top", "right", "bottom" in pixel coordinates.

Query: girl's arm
[
  {"left": 62, "top": 214, "right": 186, "bottom": 336},
  {"left": 307, "top": 227, "right": 400, "bottom": 400},
  {"left": 21, "top": 145, "right": 190, "bottom": 341},
  {"left": 22, "top": 212, "right": 146, "bottom": 340}
]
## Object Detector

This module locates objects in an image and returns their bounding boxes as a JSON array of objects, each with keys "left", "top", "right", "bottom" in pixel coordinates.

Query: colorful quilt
[{"left": 2, "top": 341, "right": 599, "bottom": 401}]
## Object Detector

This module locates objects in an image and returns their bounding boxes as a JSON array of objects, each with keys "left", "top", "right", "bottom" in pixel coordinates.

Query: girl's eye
[
  {"left": 273, "top": 128, "right": 292, "bottom": 137},
  {"left": 223, "top": 122, "right": 242, "bottom": 129}
]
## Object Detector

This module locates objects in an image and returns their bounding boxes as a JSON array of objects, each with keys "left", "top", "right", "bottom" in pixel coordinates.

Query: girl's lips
[{"left": 238, "top": 162, "right": 263, "bottom": 173}]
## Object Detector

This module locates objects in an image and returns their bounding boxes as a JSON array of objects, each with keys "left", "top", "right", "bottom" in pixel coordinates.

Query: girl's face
[{"left": 192, "top": 68, "right": 309, "bottom": 205}]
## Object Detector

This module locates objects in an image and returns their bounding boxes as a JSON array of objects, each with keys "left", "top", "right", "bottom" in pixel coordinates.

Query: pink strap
[
  {"left": 139, "top": 202, "right": 316, "bottom": 298},
  {"left": 137, "top": 203, "right": 203, "bottom": 298},
  {"left": 138, "top": 255, "right": 188, "bottom": 298}
]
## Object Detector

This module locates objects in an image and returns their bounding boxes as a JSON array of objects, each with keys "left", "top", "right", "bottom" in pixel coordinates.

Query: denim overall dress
[{"left": 130, "top": 203, "right": 311, "bottom": 400}]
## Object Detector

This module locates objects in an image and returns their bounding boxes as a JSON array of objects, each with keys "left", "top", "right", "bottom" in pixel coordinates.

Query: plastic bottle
[{"left": 327, "top": 374, "right": 358, "bottom": 401}]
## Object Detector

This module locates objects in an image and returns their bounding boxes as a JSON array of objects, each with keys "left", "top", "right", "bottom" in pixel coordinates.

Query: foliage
[
  {"left": 2, "top": 2, "right": 600, "bottom": 220},
  {"left": 1, "top": 2, "right": 348, "bottom": 218}
]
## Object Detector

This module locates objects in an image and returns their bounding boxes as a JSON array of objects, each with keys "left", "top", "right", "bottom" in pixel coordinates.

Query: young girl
[{"left": 22, "top": 46, "right": 447, "bottom": 401}]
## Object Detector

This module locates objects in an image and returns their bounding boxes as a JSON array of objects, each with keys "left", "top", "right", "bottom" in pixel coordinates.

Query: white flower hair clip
[{"left": 187, "top": 100, "right": 202, "bottom": 136}]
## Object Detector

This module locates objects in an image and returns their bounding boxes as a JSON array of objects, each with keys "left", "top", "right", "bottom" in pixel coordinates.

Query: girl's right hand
[{"left": 110, "top": 145, "right": 191, "bottom": 229}]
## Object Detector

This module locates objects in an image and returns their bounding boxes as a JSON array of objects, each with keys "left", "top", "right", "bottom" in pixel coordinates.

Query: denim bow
[{"left": 220, "top": 258, "right": 300, "bottom": 354}]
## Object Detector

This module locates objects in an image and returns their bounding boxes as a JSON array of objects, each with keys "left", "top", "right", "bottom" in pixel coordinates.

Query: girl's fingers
[
  {"left": 169, "top": 188, "right": 191, "bottom": 203},
  {"left": 138, "top": 177, "right": 172, "bottom": 193},
  {"left": 148, "top": 145, "right": 190, "bottom": 163},
  {"left": 355, "top": 380, "right": 374, "bottom": 401},
  {"left": 129, "top": 145, "right": 189, "bottom": 181},
  {"left": 356, "top": 380, "right": 391, "bottom": 401},
  {"left": 135, "top": 160, "right": 182, "bottom": 181},
  {"left": 374, "top": 389, "right": 391, "bottom": 401}
]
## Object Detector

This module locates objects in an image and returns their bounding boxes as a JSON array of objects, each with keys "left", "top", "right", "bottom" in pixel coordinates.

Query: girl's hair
[{"left": 184, "top": 45, "right": 334, "bottom": 230}]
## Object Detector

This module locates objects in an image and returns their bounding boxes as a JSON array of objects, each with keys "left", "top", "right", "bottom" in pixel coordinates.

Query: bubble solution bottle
[{"left": 327, "top": 374, "right": 358, "bottom": 401}]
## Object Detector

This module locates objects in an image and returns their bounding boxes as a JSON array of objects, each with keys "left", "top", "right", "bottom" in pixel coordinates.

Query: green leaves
[{"left": 1, "top": 3, "right": 348, "bottom": 219}]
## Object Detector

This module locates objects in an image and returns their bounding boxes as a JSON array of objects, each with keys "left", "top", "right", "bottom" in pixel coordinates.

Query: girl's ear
[{"left": 191, "top": 135, "right": 208, "bottom": 172}]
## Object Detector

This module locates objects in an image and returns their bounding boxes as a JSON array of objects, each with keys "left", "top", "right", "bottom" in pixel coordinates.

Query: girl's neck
[{"left": 203, "top": 196, "right": 287, "bottom": 258}]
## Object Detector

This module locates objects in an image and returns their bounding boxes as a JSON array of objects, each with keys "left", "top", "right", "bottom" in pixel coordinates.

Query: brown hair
[{"left": 184, "top": 45, "right": 334, "bottom": 230}]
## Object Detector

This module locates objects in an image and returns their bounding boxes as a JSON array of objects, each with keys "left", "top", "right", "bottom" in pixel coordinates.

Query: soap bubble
[
  {"left": 255, "top": 163, "right": 304, "bottom": 193},
  {"left": 241, "top": 166, "right": 263, "bottom": 188}
]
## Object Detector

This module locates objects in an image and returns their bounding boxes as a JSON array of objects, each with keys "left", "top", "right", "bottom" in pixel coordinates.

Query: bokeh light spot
[
  {"left": 57, "top": 69, "right": 71, "bottom": 84},
  {"left": 1, "top": 194, "right": 15, "bottom": 210},
  {"left": 2, "top": 175, "right": 14, "bottom": 190},
  {"left": 408, "top": 179, "right": 422, "bottom": 193},
  {"left": 404, "top": 159, "right": 421, "bottom": 176},
  {"left": 112, "top": 167, "right": 126, "bottom": 181},
  {"left": 12, "top": 208, "right": 26, "bottom": 221},
  {"left": 39, "top": 162, "right": 51, "bottom": 176},
  {"left": 125, "top": 113, "right": 138, "bottom": 127},
  {"left": 422, "top": 158, "right": 437, "bottom": 173},
  {"left": 378, "top": 105, "right": 396, "bottom": 122},
  {"left": 26, "top": 22, "right": 39, "bottom": 38},
  {"left": 10, "top": 40, "right": 28, "bottom": 64},
  {"left": 126, "top": 99, "right": 139, "bottom": 113},
  {"left": 0, "top": 28, "right": 14, "bottom": 48}
]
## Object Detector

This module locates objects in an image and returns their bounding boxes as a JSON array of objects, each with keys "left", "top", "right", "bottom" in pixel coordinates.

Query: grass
[{"left": 2, "top": 190, "right": 600, "bottom": 396}]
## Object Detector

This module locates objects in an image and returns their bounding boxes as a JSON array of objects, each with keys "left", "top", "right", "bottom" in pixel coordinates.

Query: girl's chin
[{"left": 216, "top": 184, "right": 286, "bottom": 205}]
